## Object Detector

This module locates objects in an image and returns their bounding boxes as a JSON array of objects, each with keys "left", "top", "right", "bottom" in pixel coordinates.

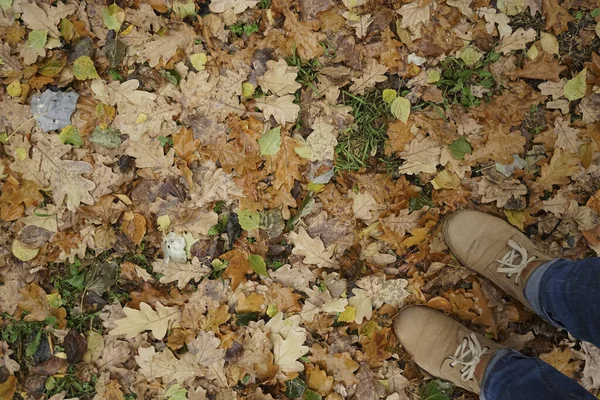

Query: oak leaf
[
  {"left": 477, "top": 178, "right": 528, "bottom": 208},
  {"left": 350, "top": 190, "right": 379, "bottom": 221},
  {"left": 533, "top": 149, "right": 579, "bottom": 191},
  {"left": 396, "top": 2, "right": 431, "bottom": 35},
  {"left": 309, "top": 344, "right": 359, "bottom": 386},
  {"left": 506, "top": 52, "right": 566, "bottom": 81},
  {"left": 173, "top": 127, "right": 200, "bottom": 164},
  {"left": 209, "top": 0, "right": 259, "bottom": 14},
  {"left": 258, "top": 60, "right": 302, "bottom": 96},
  {"left": 18, "top": 283, "right": 67, "bottom": 328},
  {"left": 398, "top": 134, "right": 442, "bottom": 175},
  {"left": 255, "top": 95, "right": 300, "bottom": 125},
  {"left": 496, "top": 28, "right": 536, "bottom": 54},
  {"left": 305, "top": 117, "right": 338, "bottom": 161},
  {"left": 540, "top": 347, "right": 580, "bottom": 378},
  {"left": 151, "top": 257, "right": 210, "bottom": 290},
  {"left": 20, "top": 0, "right": 76, "bottom": 38},
  {"left": 289, "top": 227, "right": 338, "bottom": 268},
  {"left": 553, "top": 117, "right": 582, "bottom": 153},
  {"left": 276, "top": 0, "right": 326, "bottom": 60},
  {"left": 350, "top": 59, "right": 388, "bottom": 95},
  {"left": 272, "top": 329, "right": 309, "bottom": 372},
  {"left": 109, "top": 302, "right": 181, "bottom": 340},
  {"left": 542, "top": 0, "right": 574, "bottom": 35},
  {"left": 467, "top": 125, "right": 525, "bottom": 164},
  {"left": 125, "top": 135, "right": 178, "bottom": 178}
]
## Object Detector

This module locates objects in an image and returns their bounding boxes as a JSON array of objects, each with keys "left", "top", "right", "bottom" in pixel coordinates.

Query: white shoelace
[
  {"left": 449, "top": 333, "right": 489, "bottom": 381},
  {"left": 496, "top": 239, "right": 537, "bottom": 284}
]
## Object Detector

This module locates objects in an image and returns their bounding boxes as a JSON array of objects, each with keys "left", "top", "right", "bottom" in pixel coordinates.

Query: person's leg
[
  {"left": 525, "top": 258, "right": 600, "bottom": 347},
  {"left": 481, "top": 349, "right": 595, "bottom": 400}
]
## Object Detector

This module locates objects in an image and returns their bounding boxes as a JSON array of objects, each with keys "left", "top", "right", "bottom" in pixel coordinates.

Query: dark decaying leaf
[{"left": 64, "top": 329, "right": 87, "bottom": 364}]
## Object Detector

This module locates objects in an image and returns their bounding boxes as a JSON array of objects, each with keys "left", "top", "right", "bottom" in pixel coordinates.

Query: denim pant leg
[
  {"left": 525, "top": 258, "right": 600, "bottom": 347},
  {"left": 481, "top": 349, "right": 595, "bottom": 400}
]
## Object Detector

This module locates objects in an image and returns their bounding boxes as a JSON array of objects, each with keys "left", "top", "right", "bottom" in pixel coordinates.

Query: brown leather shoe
[
  {"left": 443, "top": 210, "right": 551, "bottom": 308},
  {"left": 394, "top": 306, "right": 503, "bottom": 394}
]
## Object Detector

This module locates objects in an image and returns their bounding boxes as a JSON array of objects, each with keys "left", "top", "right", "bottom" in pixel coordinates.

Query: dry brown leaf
[{"left": 540, "top": 347, "right": 581, "bottom": 378}]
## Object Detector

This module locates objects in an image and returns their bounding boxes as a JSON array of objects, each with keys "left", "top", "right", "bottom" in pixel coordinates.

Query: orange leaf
[
  {"left": 121, "top": 211, "right": 147, "bottom": 246},
  {"left": 307, "top": 364, "right": 334, "bottom": 396},
  {"left": 0, "top": 376, "right": 17, "bottom": 400},
  {"left": 173, "top": 126, "right": 200, "bottom": 164},
  {"left": 221, "top": 249, "right": 251, "bottom": 290},
  {"left": 18, "top": 283, "right": 67, "bottom": 329}
]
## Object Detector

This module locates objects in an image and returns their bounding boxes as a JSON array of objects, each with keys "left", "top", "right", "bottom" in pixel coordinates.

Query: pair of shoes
[{"left": 394, "top": 210, "right": 552, "bottom": 394}]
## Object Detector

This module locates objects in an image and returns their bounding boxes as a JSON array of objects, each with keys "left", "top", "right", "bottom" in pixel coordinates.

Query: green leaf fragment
[
  {"left": 73, "top": 56, "right": 100, "bottom": 80},
  {"left": 448, "top": 136, "right": 472, "bottom": 160},
  {"left": 59, "top": 125, "right": 83, "bottom": 147},
  {"left": 28, "top": 30, "right": 47, "bottom": 49},
  {"left": 390, "top": 96, "right": 411, "bottom": 123},
  {"left": 173, "top": 0, "right": 196, "bottom": 18},
  {"left": 248, "top": 254, "right": 268, "bottom": 276},
  {"left": 90, "top": 127, "right": 122, "bottom": 149},
  {"left": 258, "top": 126, "right": 282, "bottom": 156},
  {"left": 563, "top": 68, "right": 587, "bottom": 101},
  {"left": 237, "top": 210, "right": 260, "bottom": 230},
  {"left": 102, "top": 4, "right": 125, "bottom": 31},
  {"left": 165, "top": 384, "right": 188, "bottom": 400},
  {"left": 419, "top": 379, "right": 454, "bottom": 400},
  {"left": 382, "top": 89, "right": 397, "bottom": 104}
]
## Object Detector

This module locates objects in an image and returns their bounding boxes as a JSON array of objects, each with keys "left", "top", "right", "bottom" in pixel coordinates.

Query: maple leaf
[
  {"left": 272, "top": 329, "right": 309, "bottom": 372},
  {"left": 109, "top": 302, "right": 181, "bottom": 340},
  {"left": 350, "top": 59, "right": 388, "bottom": 95},
  {"left": 398, "top": 134, "right": 442, "bottom": 175},
  {"left": 151, "top": 257, "right": 210, "bottom": 290},
  {"left": 258, "top": 60, "right": 302, "bottom": 96},
  {"left": 255, "top": 95, "right": 300, "bottom": 125},
  {"left": 288, "top": 227, "right": 338, "bottom": 268}
]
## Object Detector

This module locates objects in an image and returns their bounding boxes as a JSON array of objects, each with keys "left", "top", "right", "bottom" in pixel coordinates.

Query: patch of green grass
[
  {"left": 45, "top": 365, "right": 97, "bottom": 400},
  {"left": 286, "top": 50, "right": 321, "bottom": 89},
  {"left": 0, "top": 314, "right": 45, "bottom": 354},
  {"left": 259, "top": 0, "right": 272, "bottom": 9},
  {"left": 230, "top": 21, "right": 260, "bottom": 37},
  {"left": 436, "top": 51, "right": 499, "bottom": 108},
  {"left": 335, "top": 90, "right": 392, "bottom": 171}
]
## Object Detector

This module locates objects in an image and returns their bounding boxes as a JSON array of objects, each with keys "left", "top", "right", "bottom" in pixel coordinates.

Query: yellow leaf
[
  {"left": 382, "top": 89, "right": 397, "bottom": 104},
  {"left": 7, "top": 80, "right": 21, "bottom": 97},
  {"left": 431, "top": 169, "right": 461, "bottom": 190},
  {"left": 189, "top": 52, "right": 207, "bottom": 71},
  {"left": 338, "top": 306, "right": 356, "bottom": 322},
  {"left": 157, "top": 214, "right": 171, "bottom": 230},
  {"left": 526, "top": 43, "right": 539, "bottom": 60},
  {"left": 390, "top": 97, "right": 411, "bottom": 123},
  {"left": 540, "top": 32, "right": 559, "bottom": 55},
  {"left": 12, "top": 239, "right": 39, "bottom": 261},
  {"left": 73, "top": 56, "right": 100, "bottom": 80},
  {"left": 564, "top": 68, "right": 587, "bottom": 101},
  {"left": 504, "top": 210, "right": 525, "bottom": 230}
]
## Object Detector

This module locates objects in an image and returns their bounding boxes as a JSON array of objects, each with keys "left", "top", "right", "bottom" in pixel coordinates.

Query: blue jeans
[{"left": 482, "top": 258, "right": 600, "bottom": 400}]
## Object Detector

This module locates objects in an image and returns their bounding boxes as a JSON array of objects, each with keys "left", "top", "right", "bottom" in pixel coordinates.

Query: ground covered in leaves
[{"left": 1, "top": 0, "right": 600, "bottom": 399}]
